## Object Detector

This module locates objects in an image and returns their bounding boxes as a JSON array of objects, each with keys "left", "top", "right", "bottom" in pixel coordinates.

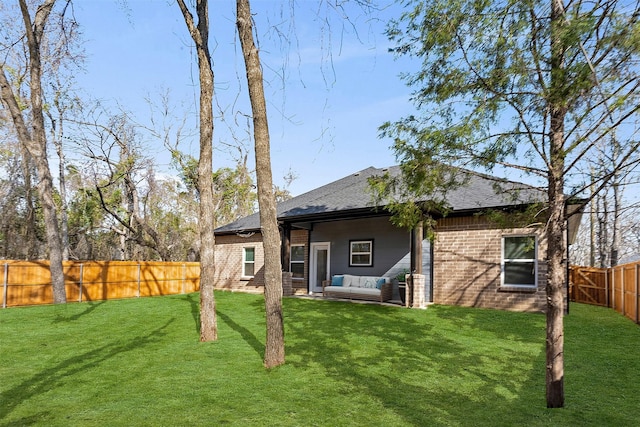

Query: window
[
  {"left": 350, "top": 240, "right": 373, "bottom": 267},
  {"left": 502, "top": 236, "right": 537, "bottom": 287},
  {"left": 243, "top": 247, "right": 255, "bottom": 277},
  {"left": 290, "top": 245, "right": 305, "bottom": 279}
]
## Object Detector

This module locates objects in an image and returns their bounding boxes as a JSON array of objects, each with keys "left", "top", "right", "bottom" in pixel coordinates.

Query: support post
[
  {"left": 281, "top": 224, "right": 291, "bottom": 274},
  {"left": 282, "top": 271, "right": 293, "bottom": 296},
  {"left": 411, "top": 222, "right": 423, "bottom": 275},
  {"left": 411, "top": 273, "right": 427, "bottom": 309}
]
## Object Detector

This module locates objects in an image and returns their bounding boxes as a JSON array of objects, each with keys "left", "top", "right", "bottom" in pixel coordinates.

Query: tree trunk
[
  {"left": 55, "top": 127, "right": 70, "bottom": 261},
  {"left": 610, "top": 159, "right": 621, "bottom": 267},
  {"left": 597, "top": 191, "right": 609, "bottom": 268},
  {"left": 19, "top": 145, "right": 39, "bottom": 259},
  {"left": 0, "top": 0, "right": 66, "bottom": 303},
  {"left": 589, "top": 169, "right": 596, "bottom": 267},
  {"left": 546, "top": 0, "right": 566, "bottom": 408},
  {"left": 176, "top": 0, "right": 217, "bottom": 341},
  {"left": 546, "top": 167, "right": 566, "bottom": 409},
  {"left": 236, "top": 0, "right": 285, "bottom": 368},
  {"left": 25, "top": 0, "right": 66, "bottom": 303},
  {"left": 48, "top": 101, "right": 70, "bottom": 261}
]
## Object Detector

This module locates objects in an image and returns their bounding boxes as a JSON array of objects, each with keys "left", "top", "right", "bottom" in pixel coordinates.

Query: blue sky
[{"left": 72, "top": 0, "right": 416, "bottom": 196}]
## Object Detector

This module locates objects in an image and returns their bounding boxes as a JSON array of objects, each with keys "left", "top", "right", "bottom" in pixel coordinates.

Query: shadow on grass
[
  {"left": 0, "top": 318, "right": 175, "bottom": 424},
  {"left": 1, "top": 413, "right": 48, "bottom": 427},
  {"left": 181, "top": 293, "right": 200, "bottom": 334},
  {"left": 284, "top": 299, "right": 546, "bottom": 426},
  {"left": 178, "top": 292, "right": 265, "bottom": 356},
  {"left": 217, "top": 308, "right": 264, "bottom": 359},
  {"left": 52, "top": 301, "right": 107, "bottom": 323}
]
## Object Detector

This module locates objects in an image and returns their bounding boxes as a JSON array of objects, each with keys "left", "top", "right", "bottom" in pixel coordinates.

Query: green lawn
[{"left": 1, "top": 293, "right": 639, "bottom": 426}]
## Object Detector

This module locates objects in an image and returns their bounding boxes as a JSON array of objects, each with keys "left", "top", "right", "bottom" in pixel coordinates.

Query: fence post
[
  {"left": 634, "top": 264, "right": 640, "bottom": 323},
  {"left": 2, "top": 263, "right": 7, "bottom": 309},
  {"left": 622, "top": 266, "right": 626, "bottom": 319},
  {"left": 137, "top": 263, "right": 141, "bottom": 298},
  {"left": 78, "top": 263, "right": 84, "bottom": 303},
  {"left": 182, "top": 263, "right": 186, "bottom": 294},
  {"left": 611, "top": 268, "right": 616, "bottom": 311},
  {"left": 605, "top": 268, "right": 610, "bottom": 308}
]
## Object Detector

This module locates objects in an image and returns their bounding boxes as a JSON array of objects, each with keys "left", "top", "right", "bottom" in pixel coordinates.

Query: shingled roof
[{"left": 214, "top": 165, "right": 546, "bottom": 234}]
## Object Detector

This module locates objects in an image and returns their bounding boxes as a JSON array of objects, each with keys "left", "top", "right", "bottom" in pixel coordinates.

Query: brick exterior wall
[
  {"left": 215, "top": 215, "right": 553, "bottom": 312},
  {"left": 214, "top": 229, "right": 309, "bottom": 295},
  {"left": 433, "top": 215, "right": 549, "bottom": 312},
  {"left": 214, "top": 232, "right": 265, "bottom": 293}
]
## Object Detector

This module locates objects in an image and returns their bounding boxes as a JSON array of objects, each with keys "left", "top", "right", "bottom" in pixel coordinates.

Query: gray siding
[{"left": 311, "top": 216, "right": 431, "bottom": 300}]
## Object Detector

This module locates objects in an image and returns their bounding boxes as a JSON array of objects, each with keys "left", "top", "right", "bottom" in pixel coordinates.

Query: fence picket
[
  {"left": 570, "top": 263, "right": 640, "bottom": 325},
  {"left": 0, "top": 260, "right": 201, "bottom": 308},
  {"left": 634, "top": 264, "right": 640, "bottom": 323},
  {"left": 137, "top": 263, "right": 141, "bottom": 298},
  {"left": 79, "top": 263, "right": 84, "bottom": 303},
  {"left": 2, "top": 263, "right": 7, "bottom": 309}
]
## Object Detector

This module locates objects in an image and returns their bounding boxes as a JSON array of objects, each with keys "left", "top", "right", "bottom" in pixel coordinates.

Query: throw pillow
[
  {"left": 331, "top": 276, "right": 344, "bottom": 287},
  {"left": 363, "top": 277, "right": 377, "bottom": 288},
  {"left": 376, "top": 277, "right": 386, "bottom": 289}
]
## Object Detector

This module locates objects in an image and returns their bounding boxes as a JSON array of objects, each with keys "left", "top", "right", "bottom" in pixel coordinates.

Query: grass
[{"left": 1, "top": 293, "right": 639, "bottom": 426}]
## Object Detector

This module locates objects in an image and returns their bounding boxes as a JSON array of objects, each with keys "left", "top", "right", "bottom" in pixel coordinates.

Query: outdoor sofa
[{"left": 322, "top": 274, "right": 392, "bottom": 302}]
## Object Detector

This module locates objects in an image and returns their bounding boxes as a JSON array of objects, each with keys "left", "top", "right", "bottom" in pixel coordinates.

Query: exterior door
[{"left": 310, "top": 242, "right": 330, "bottom": 293}]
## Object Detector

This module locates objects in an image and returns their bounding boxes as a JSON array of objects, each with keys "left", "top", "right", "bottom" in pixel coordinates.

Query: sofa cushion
[
  {"left": 349, "top": 287, "right": 381, "bottom": 297},
  {"left": 331, "top": 275, "right": 390, "bottom": 288},
  {"left": 324, "top": 286, "right": 381, "bottom": 296},
  {"left": 342, "top": 274, "right": 356, "bottom": 287},
  {"left": 324, "top": 286, "right": 350, "bottom": 294}
]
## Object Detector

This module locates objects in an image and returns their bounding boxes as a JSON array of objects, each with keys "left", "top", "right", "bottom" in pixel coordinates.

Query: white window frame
[
  {"left": 290, "top": 244, "right": 305, "bottom": 280},
  {"left": 501, "top": 235, "right": 537, "bottom": 288},
  {"left": 243, "top": 247, "right": 256, "bottom": 278},
  {"left": 350, "top": 240, "right": 373, "bottom": 267}
]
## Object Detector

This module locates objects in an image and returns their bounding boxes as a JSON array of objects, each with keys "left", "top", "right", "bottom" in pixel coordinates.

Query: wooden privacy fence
[
  {"left": 569, "top": 262, "right": 640, "bottom": 324},
  {"left": 1, "top": 260, "right": 200, "bottom": 308}
]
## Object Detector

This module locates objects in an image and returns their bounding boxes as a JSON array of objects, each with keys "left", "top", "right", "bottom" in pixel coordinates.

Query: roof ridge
[{"left": 278, "top": 166, "right": 380, "bottom": 208}]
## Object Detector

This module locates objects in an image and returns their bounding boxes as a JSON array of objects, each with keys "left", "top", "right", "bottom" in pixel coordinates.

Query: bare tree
[
  {"left": 0, "top": 137, "right": 40, "bottom": 259},
  {"left": 0, "top": 0, "right": 66, "bottom": 303},
  {"left": 19, "top": 141, "right": 40, "bottom": 258},
  {"left": 46, "top": 80, "right": 78, "bottom": 261},
  {"left": 572, "top": 138, "right": 640, "bottom": 268}
]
